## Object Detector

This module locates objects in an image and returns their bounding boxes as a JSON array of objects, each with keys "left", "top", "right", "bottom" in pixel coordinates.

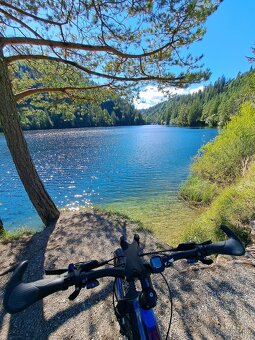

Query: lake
[{"left": 0, "top": 125, "right": 217, "bottom": 243}]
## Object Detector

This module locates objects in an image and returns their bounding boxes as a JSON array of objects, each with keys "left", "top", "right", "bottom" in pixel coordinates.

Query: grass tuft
[
  {"left": 181, "top": 162, "right": 255, "bottom": 245},
  {"left": 179, "top": 175, "right": 218, "bottom": 204},
  {"left": 0, "top": 227, "right": 35, "bottom": 242}
]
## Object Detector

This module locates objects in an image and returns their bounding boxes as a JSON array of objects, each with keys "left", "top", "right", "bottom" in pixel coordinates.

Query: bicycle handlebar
[
  {"left": 166, "top": 225, "right": 245, "bottom": 263},
  {"left": 3, "top": 261, "right": 66, "bottom": 314},
  {"left": 3, "top": 225, "right": 245, "bottom": 314},
  {"left": 3, "top": 263, "right": 125, "bottom": 314},
  {"left": 204, "top": 224, "right": 245, "bottom": 256}
]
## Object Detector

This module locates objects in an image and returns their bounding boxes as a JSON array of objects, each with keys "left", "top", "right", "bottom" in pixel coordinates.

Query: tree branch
[
  {"left": 0, "top": 0, "right": 67, "bottom": 26},
  {"left": 1, "top": 36, "right": 175, "bottom": 59},
  {"left": 15, "top": 84, "right": 112, "bottom": 102},
  {"left": 0, "top": 8, "right": 43, "bottom": 39},
  {"left": 6, "top": 54, "right": 188, "bottom": 84}
]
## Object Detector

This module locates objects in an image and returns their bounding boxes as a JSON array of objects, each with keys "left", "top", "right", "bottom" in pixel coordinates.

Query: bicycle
[{"left": 3, "top": 224, "right": 245, "bottom": 339}]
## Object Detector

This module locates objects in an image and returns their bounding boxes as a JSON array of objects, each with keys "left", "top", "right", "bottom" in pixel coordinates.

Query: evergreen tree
[{"left": 143, "top": 69, "right": 255, "bottom": 127}]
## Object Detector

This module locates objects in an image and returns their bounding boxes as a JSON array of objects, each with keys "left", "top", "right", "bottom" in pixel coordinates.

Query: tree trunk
[
  {"left": 0, "top": 47, "right": 60, "bottom": 226},
  {"left": 0, "top": 218, "right": 4, "bottom": 234}
]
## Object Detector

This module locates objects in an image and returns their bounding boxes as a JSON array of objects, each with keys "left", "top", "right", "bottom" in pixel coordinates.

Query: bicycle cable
[
  {"left": 159, "top": 272, "right": 173, "bottom": 340},
  {"left": 75, "top": 256, "right": 122, "bottom": 267},
  {"left": 112, "top": 279, "right": 118, "bottom": 316},
  {"left": 139, "top": 249, "right": 173, "bottom": 257},
  {"left": 112, "top": 279, "right": 132, "bottom": 333},
  {"left": 46, "top": 256, "right": 125, "bottom": 273}
]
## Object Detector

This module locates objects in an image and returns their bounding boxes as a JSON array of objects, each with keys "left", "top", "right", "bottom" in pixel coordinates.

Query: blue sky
[
  {"left": 135, "top": 0, "right": 255, "bottom": 109},
  {"left": 192, "top": 0, "right": 255, "bottom": 83}
]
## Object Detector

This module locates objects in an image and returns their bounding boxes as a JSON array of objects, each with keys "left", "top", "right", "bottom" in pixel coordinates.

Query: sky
[{"left": 135, "top": 0, "right": 255, "bottom": 109}]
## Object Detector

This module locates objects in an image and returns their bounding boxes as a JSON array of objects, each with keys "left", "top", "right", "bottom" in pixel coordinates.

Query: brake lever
[
  {"left": 200, "top": 257, "right": 213, "bottom": 265},
  {"left": 45, "top": 260, "right": 100, "bottom": 276},
  {"left": 187, "top": 256, "right": 213, "bottom": 265},
  {"left": 174, "top": 242, "right": 197, "bottom": 251},
  {"left": 174, "top": 240, "right": 212, "bottom": 252},
  {"left": 69, "top": 285, "right": 81, "bottom": 300},
  {"left": 68, "top": 277, "right": 100, "bottom": 300}
]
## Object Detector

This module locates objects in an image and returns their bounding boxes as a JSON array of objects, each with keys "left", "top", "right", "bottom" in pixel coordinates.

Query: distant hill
[
  {"left": 142, "top": 69, "right": 255, "bottom": 127},
  {"left": 0, "top": 62, "right": 145, "bottom": 131},
  {"left": 17, "top": 96, "right": 145, "bottom": 131}
]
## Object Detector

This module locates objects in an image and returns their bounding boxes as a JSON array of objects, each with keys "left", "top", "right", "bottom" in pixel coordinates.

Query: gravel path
[{"left": 0, "top": 209, "right": 255, "bottom": 339}]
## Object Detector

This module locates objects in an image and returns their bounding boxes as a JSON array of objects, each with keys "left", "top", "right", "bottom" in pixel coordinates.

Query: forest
[
  {"left": 10, "top": 62, "right": 144, "bottom": 130},
  {"left": 2, "top": 65, "right": 254, "bottom": 132},
  {"left": 14, "top": 68, "right": 254, "bottom": 131},
  {"left": 17, "top": 96, "right": 144, "bottom": 130},
  {"left": 143, "top": 68, "right": 255, "bottom": 127}
]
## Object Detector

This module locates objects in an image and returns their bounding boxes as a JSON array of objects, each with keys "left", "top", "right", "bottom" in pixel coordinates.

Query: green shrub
[
  {"left": 181, "top": 162, "right": 255, "bottom": 245},
  {"left": 179, "top": 175, "right": 218, "bottom": 204},
  {"left": 192, "top": 103, "right": 255, "bottom": 186}
]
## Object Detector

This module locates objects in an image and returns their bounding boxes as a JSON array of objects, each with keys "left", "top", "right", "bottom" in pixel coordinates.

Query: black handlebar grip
[
  {"left": 204, "top": 225, "right": 245, "bottom": 256},
  {"left": 3, "top": 261, "right": 66, "bottom": 314}
]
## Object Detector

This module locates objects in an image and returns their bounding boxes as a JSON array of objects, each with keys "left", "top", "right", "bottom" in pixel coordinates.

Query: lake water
[{"left": 0, "top": 125, "right": 217, "bottom": 242}]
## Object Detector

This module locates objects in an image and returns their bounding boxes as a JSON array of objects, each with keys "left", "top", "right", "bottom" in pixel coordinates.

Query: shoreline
[
  {"left": 0, "top": 200, "right": 203, "bottom": 246},
  {"left": 0, "top": 123, "right": 218, "bottom": 134}
]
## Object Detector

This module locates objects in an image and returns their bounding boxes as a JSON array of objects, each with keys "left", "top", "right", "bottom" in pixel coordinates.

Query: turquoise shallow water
[{"left": 0, "top": 125, "right": 217, "bottom": 232}]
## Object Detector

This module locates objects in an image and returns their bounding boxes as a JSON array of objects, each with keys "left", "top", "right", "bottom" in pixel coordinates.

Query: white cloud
[
  {"left": 134, "top": 85, "right": 205, "bottom": 110},
  {"left": 188, "top": 85, "right": 205, "bottom": 94}
]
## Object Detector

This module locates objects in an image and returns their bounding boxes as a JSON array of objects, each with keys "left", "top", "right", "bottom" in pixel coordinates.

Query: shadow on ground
[{"left": 0, "top": 209, "right": 255, "bottom": 339}]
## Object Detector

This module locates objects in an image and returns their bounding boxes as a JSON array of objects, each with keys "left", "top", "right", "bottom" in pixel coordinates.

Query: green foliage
[
  {"left": 181, "top": 162, "right": 255, "bottom": 245},
  {"left": 17, "top": 96, "right": 144, "bottom": 130},
  {"left": 9, "top": 61, "right": 145, "bottom": 130},
  {"left": 179, "top": 175, "right": 218, "bottom": 204},
  {"left": 1, "top": 0, "right": 222, "bottom": 91},
  {"left": 0, "top": 1, "right": 226, "bottom": 132},
  {"left": 192, "top": 103, "right": 255, "bottom": 185},
  {"left": 143, "top": 70, "right": 255, "bottom": 127},
  {"left": 180, "top": 102, "right": 255, "bottom": 245},
  {"left": 0, "top": 227, "right": 35, "bottom": 241}
]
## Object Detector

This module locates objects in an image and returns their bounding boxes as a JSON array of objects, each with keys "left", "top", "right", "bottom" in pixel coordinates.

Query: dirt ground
[{"left": 0, "top": 209, "right": 255, "bottom": 339}]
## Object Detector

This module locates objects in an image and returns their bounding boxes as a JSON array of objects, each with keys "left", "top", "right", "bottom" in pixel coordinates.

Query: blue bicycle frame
[{"left": 115, "top": 277, "right": 161, "bottom": 340}]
